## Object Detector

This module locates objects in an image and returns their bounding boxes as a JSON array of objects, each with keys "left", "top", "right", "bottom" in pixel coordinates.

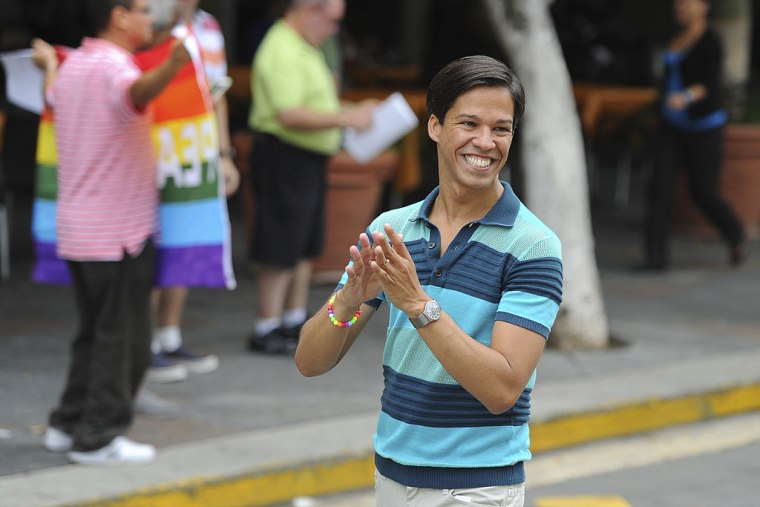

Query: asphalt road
[{"left": 278, "top": 413, "right": 760, "bottom": 507}]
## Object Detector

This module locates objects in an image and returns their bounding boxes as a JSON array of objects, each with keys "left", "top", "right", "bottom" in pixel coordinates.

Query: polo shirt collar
[
  {"left": 413, "top": 180, "right": 521, "bottom": 227},
  {"left": 81, "top": 37, "right": 131, "bottom": 57}
]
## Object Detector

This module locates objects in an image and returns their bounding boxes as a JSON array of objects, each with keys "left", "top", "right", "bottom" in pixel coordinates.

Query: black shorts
[{"left": 249, "top": 133, "right": 328, "bottom": 267}]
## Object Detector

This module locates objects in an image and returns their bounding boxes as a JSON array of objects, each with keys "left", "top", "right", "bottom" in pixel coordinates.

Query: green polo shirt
[{"left": 248, "top": 20, "right": 342, "bottom": 155}]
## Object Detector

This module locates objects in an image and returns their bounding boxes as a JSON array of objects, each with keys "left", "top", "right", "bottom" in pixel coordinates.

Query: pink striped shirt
[{"left": 51, "top": 37, "right": 157, "bottom": 261}]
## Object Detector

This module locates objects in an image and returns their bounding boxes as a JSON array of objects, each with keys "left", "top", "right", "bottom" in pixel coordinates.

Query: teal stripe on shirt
[
  {"left": 375, "top": 411, "right": 532, "bottom": 468},
  {"left": 499, "top": 290, "right": 560, "bottom": 332}
]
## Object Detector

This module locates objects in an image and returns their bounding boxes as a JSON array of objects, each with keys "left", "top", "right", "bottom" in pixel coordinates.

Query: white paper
[
  {"left": 342, "top": 92, "right": 419, "bottom": 164},
  {"left": 1, "top": 49, "right": 45, "bottom": 114}
]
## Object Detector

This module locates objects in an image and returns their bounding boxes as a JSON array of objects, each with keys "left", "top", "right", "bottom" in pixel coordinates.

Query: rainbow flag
[
  {"left": 31, "top": 105, "right": 69, "bottom": 284},
  {"left": 32, "top": 32, "right": 236, "bottom": 289}
]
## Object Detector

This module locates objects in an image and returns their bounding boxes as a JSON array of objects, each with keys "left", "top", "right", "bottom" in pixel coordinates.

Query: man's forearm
[
  {"left": 294, "top": 296, "right": 370, "bottom": 377},
  {"left": 214, "top": 96, "right": 232, "bottom": 153},
  {"left": 278, "top": 106, "right": 344, "bottom": 130},
  {"left": 130, "top": 55, "right": 185, "bottom": 109}
]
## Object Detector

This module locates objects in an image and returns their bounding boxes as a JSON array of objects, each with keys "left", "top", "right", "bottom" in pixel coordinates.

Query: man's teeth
[{"left": 464, "top": 155, "right": 490, "bottom": 168}]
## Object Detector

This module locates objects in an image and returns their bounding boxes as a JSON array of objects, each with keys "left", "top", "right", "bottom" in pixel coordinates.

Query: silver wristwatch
[{"left": 409, "top": 300, "right": 442, "bottom": 328}]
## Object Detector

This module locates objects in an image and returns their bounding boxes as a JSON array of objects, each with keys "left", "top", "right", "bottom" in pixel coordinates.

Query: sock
[
  {"left": 282, "top": 308, "right": 307, "bottom": 328},
  {"left": 154, "top": 325, "right": 182, "bottom": 353},
  {"left": 254, "top": 316, "right": 281, "bottom": 337}
]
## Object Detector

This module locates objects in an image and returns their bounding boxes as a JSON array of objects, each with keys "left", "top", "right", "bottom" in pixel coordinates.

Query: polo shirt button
[
  {"left": 428, "top": 242, "right": 436, "bottom": 249},
  {"left": 434, "top": 268, "right": 443, "bottom": 277}
]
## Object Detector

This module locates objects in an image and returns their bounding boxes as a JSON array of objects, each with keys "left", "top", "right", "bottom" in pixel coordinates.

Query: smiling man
[{"left": 295, "top": 55, "right": 564, "bottom": 506}]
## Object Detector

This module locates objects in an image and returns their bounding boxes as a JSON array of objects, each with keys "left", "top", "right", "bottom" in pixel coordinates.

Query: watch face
[{"left": 425, "top": 300, "right": 441, "bottom": 320}]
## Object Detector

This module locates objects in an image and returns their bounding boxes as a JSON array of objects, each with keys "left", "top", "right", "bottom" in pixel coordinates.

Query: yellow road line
[
  {"left": 75, "top": 455, "right": 375, "bottom": 507},
  {"left": 531, "top": 383, "right": 760, "bottom": 452},
  {"left": 75, "top": 383, "right": 760, "bottom": 507}
]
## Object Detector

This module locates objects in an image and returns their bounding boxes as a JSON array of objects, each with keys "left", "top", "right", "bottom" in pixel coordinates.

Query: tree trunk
[
  {"left": 711, "top": 0, "right": 753, "bottom": 122},
  {"left": 482, "top": 0, "right": 609, "bottom": 349}
]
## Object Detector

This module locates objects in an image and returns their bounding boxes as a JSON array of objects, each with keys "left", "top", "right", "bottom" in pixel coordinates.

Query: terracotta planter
[
  {"left": 312, "top": 150, "right": 399, "bottom": 282},
  {"left": 674, "top": 123, "right": 760, "bottom": 240}
]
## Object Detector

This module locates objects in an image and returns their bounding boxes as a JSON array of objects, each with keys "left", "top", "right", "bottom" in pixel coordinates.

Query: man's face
[
  {"left": 125, "top": 0, "right": 156, "bottom": 48},
  {"left": 674, "top": 0, "right": 708, "bottom": 27},
  {"left": 304, "top": 0, "right": 345, "bottom": 47},
  {"left": 428, "top": 86, "right": 516, "bottom": 192}
]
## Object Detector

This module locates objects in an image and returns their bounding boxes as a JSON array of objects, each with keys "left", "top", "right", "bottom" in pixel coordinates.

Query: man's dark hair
[
  {"left": 86, "top": 0, "right": 134, "bottom": 34},
  {"left": 426, "top": 55, "right": 526, "bottom": 130}
]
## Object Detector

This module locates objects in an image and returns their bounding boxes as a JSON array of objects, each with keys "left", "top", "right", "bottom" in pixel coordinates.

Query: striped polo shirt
[
  {"left": 51, "top": 37, "right": 156, "bottom": 261},
  {"left": 338, "top": 181, "right": 563, "bottom": 488}
]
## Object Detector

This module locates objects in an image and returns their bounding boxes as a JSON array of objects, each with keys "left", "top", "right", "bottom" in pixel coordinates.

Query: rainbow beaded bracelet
[{"left": 327, "top": 292, "right": 361, "bottom": 327}]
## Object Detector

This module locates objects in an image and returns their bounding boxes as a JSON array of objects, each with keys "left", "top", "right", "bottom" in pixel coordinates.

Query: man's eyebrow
[{"left": 453, "top": 113, "right": 514, "bottom": 124}]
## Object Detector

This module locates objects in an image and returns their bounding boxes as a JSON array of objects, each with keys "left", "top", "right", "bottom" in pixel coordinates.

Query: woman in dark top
[{"left": 640, "top": 0, "right": 747, "bottom": 271}]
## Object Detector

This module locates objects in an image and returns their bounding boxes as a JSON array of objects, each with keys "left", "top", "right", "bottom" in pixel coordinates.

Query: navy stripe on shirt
[{"left": 381, "top": 366, "right": 531, "bottom": 428}]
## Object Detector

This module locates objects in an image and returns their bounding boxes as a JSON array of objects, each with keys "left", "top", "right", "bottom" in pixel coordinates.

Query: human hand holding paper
[
  {"left": 342, "top": 99, "right": 378, "bottom": 130},
  {"left": 0, "top": 49, "right": 45, "bottom": 114},
  {"left": 31, "top": 39, "right": 57, "bottom": 73}
]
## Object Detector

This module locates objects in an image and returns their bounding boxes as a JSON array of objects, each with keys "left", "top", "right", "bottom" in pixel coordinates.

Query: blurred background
[
  {"left": 0, "top": 5, "right": 758, "bottom": 503},
  {"left": 1, "top": 0, "right": 758, "bottom": 265}
]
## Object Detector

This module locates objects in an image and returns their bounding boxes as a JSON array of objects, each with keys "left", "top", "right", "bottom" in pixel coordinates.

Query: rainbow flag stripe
[
  {"left": 32, "top": 34, "right": 236, "bottom": 290},
  {"left": 31, "top": 108, "right": 69, "bottom": 284}
]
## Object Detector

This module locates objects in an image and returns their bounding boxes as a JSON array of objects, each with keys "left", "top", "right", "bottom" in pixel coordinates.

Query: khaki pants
[{"left": 375, "top": 470, "right": 525, "bottom": 507}]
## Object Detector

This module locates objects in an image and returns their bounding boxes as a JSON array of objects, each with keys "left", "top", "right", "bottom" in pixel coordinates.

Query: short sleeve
[
  {"left": 257, "top": 49, "right": 308, "bottom": 113},
  {"left": 108, "top": 60, "right": 143, "bottom": 120},
  {"left": 496, "top": 236, "right": 563, "bottom": 339}
]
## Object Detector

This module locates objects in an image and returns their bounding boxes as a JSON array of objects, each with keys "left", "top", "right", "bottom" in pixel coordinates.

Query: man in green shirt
[{"left": 246, "top": 0, "right": 375, "bottom": 353}]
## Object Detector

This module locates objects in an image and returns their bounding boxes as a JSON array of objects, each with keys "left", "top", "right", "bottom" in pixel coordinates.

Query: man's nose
[{"left": 472, "top": 127, "right": 496, "bottom": 150}]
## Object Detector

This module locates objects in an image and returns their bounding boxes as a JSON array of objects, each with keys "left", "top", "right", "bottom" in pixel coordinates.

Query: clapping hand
[{"left": 369, "top": 224, "right": 427, "bottom": 317}]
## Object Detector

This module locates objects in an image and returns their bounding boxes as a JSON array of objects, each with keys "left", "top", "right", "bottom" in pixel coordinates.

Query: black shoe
[
  {"left": 247, "top": 329, "right": 298, "bottom": 355},
  {"left": 279, "top": 320, "right": 306, "bottom": 339}
]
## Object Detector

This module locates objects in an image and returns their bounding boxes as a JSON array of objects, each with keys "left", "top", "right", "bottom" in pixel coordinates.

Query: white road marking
[{"left": 526, "top": 412, "right": 760, "bottom": 487}]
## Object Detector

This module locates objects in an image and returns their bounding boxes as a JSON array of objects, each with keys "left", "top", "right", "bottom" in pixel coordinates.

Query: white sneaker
[
  {"left": 164, "top": 346, "right": 219, "bottom": 374},
  {"left": 44, "top": 426, "right": 73, "bottom": 452},
  {"left": 145, "top": 352, "right": 189, "bottom": 383},
  {"left": 67, "top": 436, "right": 156, "bottom": 466}
]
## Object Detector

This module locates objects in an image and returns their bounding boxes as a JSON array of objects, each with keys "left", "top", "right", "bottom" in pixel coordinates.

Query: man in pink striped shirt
[{"left": 31, "top": 0, "right": 189, "bottom": 466}]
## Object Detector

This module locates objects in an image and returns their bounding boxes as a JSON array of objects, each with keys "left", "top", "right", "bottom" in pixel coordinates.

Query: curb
[{"left": 70, "top": 382, "right": 760, "bottom": 507}]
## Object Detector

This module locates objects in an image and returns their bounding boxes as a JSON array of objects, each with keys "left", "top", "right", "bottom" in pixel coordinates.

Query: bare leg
[
  {"left": 285, "top": 260, "right": 312, "bottom": 312},
  {"left": 255, "top": 265, "right": 294, "bottom": 319},
  {"left": 156, "top": 287, "right": 188, "bottom": 328},
  {"left": 154, "top": 287, "right": 188, "bottom": 351},
  {"left": 249, "top": 264, "right": 299, "bottom": 354}
]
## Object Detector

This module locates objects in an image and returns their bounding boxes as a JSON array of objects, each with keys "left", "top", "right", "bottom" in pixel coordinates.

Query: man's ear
[
  {"left": 428, "top": 114, "right": 441, "bottom": 143},
  {"left": 111, "top": 4, "right": 131, "bottom": 31}
]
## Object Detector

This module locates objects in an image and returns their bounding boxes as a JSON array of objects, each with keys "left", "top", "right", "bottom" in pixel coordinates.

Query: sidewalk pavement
[{"left": 0, "top": 210, "right": 758, "bottom": 507}]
